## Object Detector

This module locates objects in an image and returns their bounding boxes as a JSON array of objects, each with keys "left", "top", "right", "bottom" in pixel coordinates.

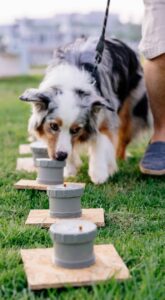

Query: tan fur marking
[
  {"left": 117, "top": 98, "right": 132, "bottom": 160},
  {"left": 99, "top": 121, "right": 113, "bottom": 141},
  {"left": 99, "top": 121, "right": 118, "bottom": 149},
  {"left": 36, "top": 125, "right": 44, "bottom": 138},
  {"left": 47, "top": 136, "right": 58, "bottom": 159},
  {"left": 36, "top": 122, "right": 58, "bottom": 159},
  {"left": 55, "top": 118, "right": 63, "bottom": 127}
]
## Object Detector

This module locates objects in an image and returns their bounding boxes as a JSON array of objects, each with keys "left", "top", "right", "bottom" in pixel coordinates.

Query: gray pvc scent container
[
  {"left": 30, "top": 141, "right": 48, "bottom": 166},
  {"left": 47, "top": 183, "right": 84, "bottom": 218},
  {"left": 36, "top": 159, "right": 66, "bottom": 185},
  {"left": 50, "top": 220, "right": 97, "bottom": 269}
]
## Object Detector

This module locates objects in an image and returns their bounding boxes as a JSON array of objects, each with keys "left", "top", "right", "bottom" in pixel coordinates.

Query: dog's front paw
[
  {"left": 64, "top": 165, "right": 78, "bottom": 178},
  {"left": 109, "top": 161, "right": 118, "bottom": 176},
  {"left": 91, "top": 174, "right": 109, "bottom": 185},
  {"left": 89, "top": 161, "right": 118, "bottom": 184},
  {"left": 89, "top": 167, "right": 109, "bottom": 185}
]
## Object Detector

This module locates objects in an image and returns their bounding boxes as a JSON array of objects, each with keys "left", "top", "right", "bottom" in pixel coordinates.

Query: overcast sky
[{"left": 0, "top": 0, "right": 144, "bottom": 24}]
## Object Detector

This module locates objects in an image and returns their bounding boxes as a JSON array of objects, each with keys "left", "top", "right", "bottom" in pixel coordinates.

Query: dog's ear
[
  {"left": 19, "top": 88, "right": 50, "bottom": 111},
  {"left": 91, "top": 99, "right": 115, "bottom": 114}
]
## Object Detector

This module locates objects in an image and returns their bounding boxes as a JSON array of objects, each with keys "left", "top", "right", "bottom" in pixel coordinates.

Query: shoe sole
[{"left": 140, "top": 164, "right": 165, "bottom": 175}]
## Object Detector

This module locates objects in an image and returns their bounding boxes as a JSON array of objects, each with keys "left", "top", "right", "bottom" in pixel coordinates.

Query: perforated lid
[
  {"left": 50, "top": 220, "right": 97, "bottom": 244},
  {"left": 47, "top": 183, "right": 84, "bottom": 198},
  {"left": 36, "top": 158, "right": 66, "bottom": 168}
]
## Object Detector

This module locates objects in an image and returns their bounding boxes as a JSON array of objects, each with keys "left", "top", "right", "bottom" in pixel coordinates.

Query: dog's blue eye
[
  {"left": 50, "top": 123, "right": 59, "bottom": 131},
  {"left": 75, "top": 89, "right": 91, "bottom": 97}
]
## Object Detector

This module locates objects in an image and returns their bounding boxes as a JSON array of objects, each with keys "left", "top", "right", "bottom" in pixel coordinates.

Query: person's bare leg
[
  {"left": 144, "top": 54, "right": 165, "bottom": 142},
  {"left": 140, "top": 53, "right": 165, "bottom": 175}
]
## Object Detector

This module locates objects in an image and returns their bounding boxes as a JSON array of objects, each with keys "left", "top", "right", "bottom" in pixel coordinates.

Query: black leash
[{"left": 92, "top": 0, "right": 111, "bottom": 79}]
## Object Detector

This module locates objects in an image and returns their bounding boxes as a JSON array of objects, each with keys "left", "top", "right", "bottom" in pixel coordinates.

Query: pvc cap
[
  {"left": 47, "top": 183, "right": 84, "bottom": 198},
  {"left": 36, "top": 158, "right": 66, "bottom": 168},
  {"left": 50, "top": 220, "right": 97, "bottom": 244}
]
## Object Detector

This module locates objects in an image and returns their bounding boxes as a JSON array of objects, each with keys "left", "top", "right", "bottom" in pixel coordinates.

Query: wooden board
[
  {"left": 14, "top": 179, "right": 85, "bottom": 191},
  {"left": 21, "top": 245, "right": 130, "bottom": 290},
  {"left": 16, "top": 158, "right": 36, "bottom": 173},
  {"left": 19, "top": 144, "right": 31, "bottom": 155},
  {"left": 25, "top": 209, "right": 105, "bottom": 227},
  {"left": 15, "top": 179, "right": 46, "bottom": 190}
]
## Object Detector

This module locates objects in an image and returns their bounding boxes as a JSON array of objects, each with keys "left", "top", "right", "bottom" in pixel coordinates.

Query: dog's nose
[{"left": 55, "top": 151, "right": 68, "bottom": 161}]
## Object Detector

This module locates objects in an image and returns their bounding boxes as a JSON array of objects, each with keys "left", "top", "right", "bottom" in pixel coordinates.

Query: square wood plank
[
  {"left": 21, "top": 245, "right": 130, "bottom": 290},
  {"left": 14, "top": 179, "right": 85, "bottom": 191},
  {"left": 25, "top": 209, "right": 105, "bottom": 227},
  {"left": 16, "top": 158, "right": 36, "bottom": 173},
  {"left": 19, "top": 144, "right": 31, "bottom": 155}
]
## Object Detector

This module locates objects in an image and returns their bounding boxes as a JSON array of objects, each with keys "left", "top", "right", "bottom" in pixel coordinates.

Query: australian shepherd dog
[{"left": 20, "top": 37, "right": 150, "bottom": 184}]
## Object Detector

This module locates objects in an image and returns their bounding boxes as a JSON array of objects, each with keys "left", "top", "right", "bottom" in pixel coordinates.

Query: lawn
[{"left": 0, "top": 76, "right": 165, "bottom": 300}]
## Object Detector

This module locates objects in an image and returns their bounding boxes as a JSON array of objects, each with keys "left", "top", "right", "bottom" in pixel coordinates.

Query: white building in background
[
  {"left": 0, "top": 52, "right": 28, "bottom": 77},
  {"left": 0, "top": 24, "right": 29, "bottom": 77},
  {"left": 0, "top": 13, "right": 141, "bottom": 74},
  {"left": 16, "top": 18, "right": 61, "bottom": 66}
]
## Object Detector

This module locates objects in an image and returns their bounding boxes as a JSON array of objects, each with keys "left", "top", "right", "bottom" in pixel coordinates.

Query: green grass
[{"left": 0, "top": 76, "right": 165, "bottom": 300}]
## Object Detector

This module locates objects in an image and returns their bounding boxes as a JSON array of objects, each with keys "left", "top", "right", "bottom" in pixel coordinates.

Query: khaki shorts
[{"left": 139, "top": 0, "right": 165, "bottom": 59}]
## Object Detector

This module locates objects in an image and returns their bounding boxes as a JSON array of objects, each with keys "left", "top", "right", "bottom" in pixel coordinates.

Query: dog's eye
[
  {"left": 70, "top": 127, "right": 81, "bottom": 135},
  {"left": 75, "top": 89, "right": 91, "bottom": 98},
  {"left": 50, "top": 123, "right": 59, "bottom": 131}
]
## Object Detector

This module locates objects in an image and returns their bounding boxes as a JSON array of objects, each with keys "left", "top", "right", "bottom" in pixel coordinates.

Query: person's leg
[
  {"left": 139, "top": 0, "right": 165, "bottom": 175},
  {"left": 144, "top": 54, "right": 165, "bottom": 142}
]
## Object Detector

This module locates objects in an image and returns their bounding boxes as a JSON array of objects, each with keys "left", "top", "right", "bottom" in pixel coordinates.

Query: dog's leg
[
  {"left": 117, "top": 98, "right": 132, "bottom": 160},
  {"left": 88, "top": 133, "right": 118, "bottom": 184},
  {"left": 64, "top": 150, "right": 82, "bottom": 178}
]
